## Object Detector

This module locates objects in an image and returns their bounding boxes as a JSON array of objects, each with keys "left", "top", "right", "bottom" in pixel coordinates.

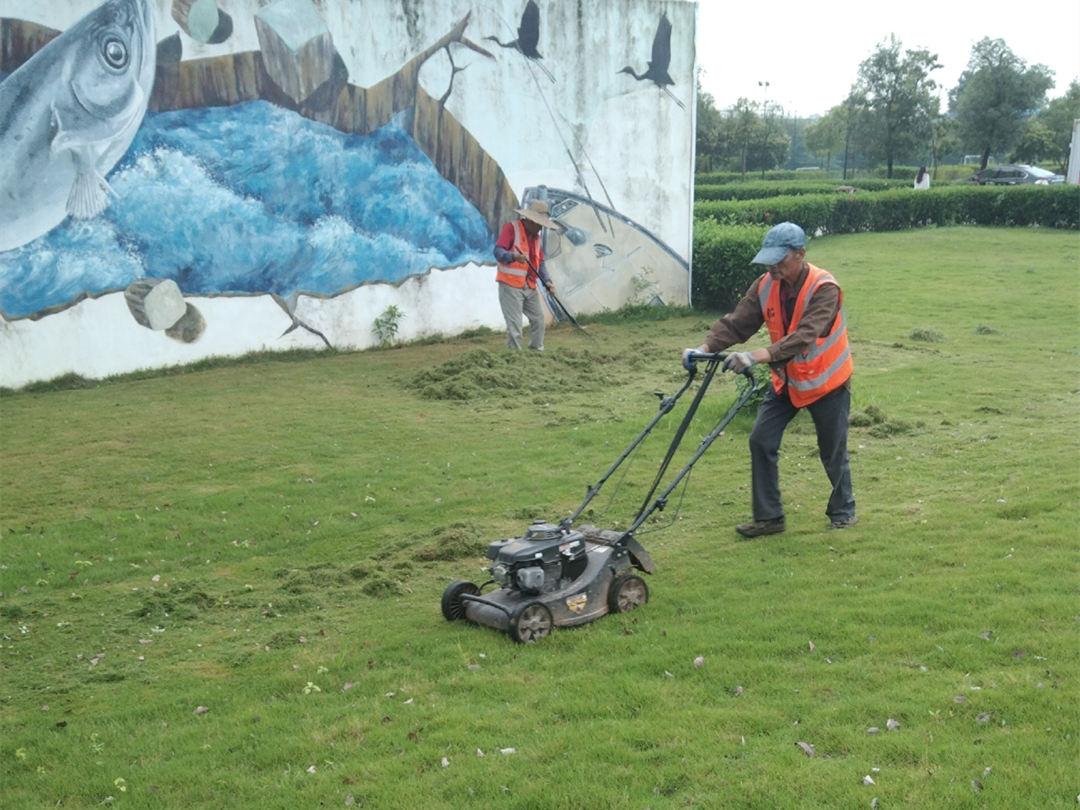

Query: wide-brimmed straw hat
[{"left": 515, "top": 199, "right": 557, "bottom": 228}]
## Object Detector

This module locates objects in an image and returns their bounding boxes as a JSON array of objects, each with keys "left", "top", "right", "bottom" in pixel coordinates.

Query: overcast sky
[{"left": 695, "top": 0, "right": 1080, "bottom": 118}]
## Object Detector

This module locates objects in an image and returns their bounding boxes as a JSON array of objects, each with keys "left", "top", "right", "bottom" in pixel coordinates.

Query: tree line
[{"left": 697, "top": 37, "right": 1080, "bottom": 178}]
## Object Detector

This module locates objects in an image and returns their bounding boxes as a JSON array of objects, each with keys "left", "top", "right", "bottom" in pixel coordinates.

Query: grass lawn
[{"left": 1, "top": 226, "right": 1077, "bottom": 808}]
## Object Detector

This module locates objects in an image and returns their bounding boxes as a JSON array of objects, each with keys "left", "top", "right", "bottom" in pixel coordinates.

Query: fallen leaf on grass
[
  {"left": 808, "top": 640, "right": 815, "bottom": 652},
  {"left": 796, "top": 741, "right": 815, "bottom": 757}
]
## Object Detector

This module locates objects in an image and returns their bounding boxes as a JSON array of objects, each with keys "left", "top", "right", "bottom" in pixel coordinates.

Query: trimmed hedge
[
  {"left": 695, "top": 185, "right": 1080, "bottom": 233},
  {"left": 691, "top": 220, "right": 767, "bottom": 310},
  {"left": 695, "top": 180, "right": 904, "bottom": 201},
  {"left": 691, "top": 185, "right": 1079, "bottom": 310},
  {"left": 695, "top": 170, "right": 915, "bottom": 185}
]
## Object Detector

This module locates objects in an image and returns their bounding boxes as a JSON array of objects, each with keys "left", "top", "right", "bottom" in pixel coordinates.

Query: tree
[
  {"left": 695, "top": 80, "right": 725, "bottom": 173},
  {"left": 1032, "top": 80, "right": 1080, "bottom": 169},
  {"left": 805, "top": 105, "right": 848, "bottom": 170},
  {"left": 1010, "top": 120, "right": 1059, "bottom": 165},
  {"left": 928, "top": 114, "right": 959, "bottom": 177},
  {"left": 854, "top": 36, "right": 941, "bottom": 177},
  {"left": 721, "top": 98, "right": 758, "bottom": 175},
  {"left": 949, "top": 38, "right": 1054, "bottom": 169}
]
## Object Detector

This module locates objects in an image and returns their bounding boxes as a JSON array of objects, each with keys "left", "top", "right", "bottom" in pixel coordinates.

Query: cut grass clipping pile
[{"left": 1, "top": 227, "right": 1077, "bottom": 808}]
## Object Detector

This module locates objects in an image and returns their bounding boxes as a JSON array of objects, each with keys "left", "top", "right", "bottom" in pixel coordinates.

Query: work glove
[
  {"left": 681, "top": 348, "right": 696, "bottom": 371},
  {"left": 723, "top": 351, "right": 756, "bottom": 373}
]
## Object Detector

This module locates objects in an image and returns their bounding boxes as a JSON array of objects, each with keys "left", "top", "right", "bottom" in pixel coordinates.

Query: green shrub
[
  {"left": 696, "top": 182, "right": 841, "bottom": 201},
  {"left": 694, "top": 179, "right": 904, "bottom": 202},
  {"left": 691, "top": 220, "right": 766, "bottom": 310},
  {"left": 695, "top": 185, "right": 1080, "bottom": 233},
  {"left": 695, "top": 193, "right": 836, "bottom": 234}
]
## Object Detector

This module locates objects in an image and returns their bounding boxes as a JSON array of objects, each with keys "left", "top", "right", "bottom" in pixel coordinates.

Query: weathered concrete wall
[{"left": 0, "top": 0, "right": 696, "bottom": 388}]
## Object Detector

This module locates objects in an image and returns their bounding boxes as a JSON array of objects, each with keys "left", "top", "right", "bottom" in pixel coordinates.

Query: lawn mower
[{"left": 441, "top": 352, "right": 765, "bottom": 642}]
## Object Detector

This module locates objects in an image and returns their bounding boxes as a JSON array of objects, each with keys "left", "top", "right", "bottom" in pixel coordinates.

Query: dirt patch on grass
[{"left": 406, "top": 348, "right": 620, "bottom": 402}]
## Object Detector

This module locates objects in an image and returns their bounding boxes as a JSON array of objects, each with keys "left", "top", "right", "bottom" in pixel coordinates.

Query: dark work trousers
[{"left": 748, "top": 384, "right": 855, "bottom": 522}]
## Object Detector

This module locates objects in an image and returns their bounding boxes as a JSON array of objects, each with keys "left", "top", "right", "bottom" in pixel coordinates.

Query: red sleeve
[{"left": 495, "top": 223, "right": 516, "bottom": 251}]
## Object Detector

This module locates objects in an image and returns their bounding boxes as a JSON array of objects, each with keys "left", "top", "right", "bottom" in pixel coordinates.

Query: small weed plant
[{"left": 372, "top": 304, "right": 403, "bottom": 347}]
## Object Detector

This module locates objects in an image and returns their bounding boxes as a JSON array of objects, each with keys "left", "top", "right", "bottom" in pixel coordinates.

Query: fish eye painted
[{"left": 101, "top": 35, "right": 129, "bottom": 70}]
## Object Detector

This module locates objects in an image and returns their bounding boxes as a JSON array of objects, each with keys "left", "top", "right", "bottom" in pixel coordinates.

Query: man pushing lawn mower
[{"left": 682, "top": 222, "right": 857, "bottom": 538}]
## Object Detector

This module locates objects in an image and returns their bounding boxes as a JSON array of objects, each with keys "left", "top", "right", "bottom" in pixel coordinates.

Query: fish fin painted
[{"left": 67, "top": 167, "right": 113, "bottom": 219}]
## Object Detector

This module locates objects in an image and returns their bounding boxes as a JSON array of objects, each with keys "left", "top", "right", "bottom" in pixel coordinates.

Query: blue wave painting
[{"left": 0, "top": 99, "right": 492, "bottom": 318}]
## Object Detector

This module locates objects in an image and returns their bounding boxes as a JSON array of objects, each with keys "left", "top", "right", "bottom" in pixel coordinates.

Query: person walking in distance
[
  {"left": 494, "top": 200, "right": 557, "bottom": 350},
  {"left": 682, "top": 222, "right": 857, "bottom": 537}
]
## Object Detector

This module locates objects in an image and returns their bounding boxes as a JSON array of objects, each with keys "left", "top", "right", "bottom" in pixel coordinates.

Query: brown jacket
[{"left": 702, "top": 264, "right": 841, "bottom": 363}]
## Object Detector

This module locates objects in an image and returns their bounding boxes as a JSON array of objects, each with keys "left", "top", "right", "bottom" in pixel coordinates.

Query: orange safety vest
[
  {"left": 495, "top": 220, "right": 543, "bottom": 289},
  {"left": 757, "top": 263, "right": 853, "bottom": 407}
]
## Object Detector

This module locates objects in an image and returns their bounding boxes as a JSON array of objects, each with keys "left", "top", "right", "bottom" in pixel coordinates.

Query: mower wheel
[
  {"left": 441, "top": 580, "right": 479, "bottom": 621},
  {"left": 608, "top": 574, "right": 649, "bottom": 613},
  {"left": 509, "top": 601, "right": 553, "bottom": 643}
]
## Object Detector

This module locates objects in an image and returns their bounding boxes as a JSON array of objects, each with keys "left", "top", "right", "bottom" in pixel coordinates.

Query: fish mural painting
[
  {"left": 0, "top": 0, "right": 156, "bottom": 252},
  {"left": 0, "top": 0, "right": 696, "bottom": 389}
]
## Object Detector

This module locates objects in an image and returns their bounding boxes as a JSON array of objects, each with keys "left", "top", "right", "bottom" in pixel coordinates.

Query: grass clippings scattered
[
  {"left": 407, "top": 347, "right": 620, "bottom": 401},
  {"left": 908, "top": 326, "right": 945, "bottom": 343}
]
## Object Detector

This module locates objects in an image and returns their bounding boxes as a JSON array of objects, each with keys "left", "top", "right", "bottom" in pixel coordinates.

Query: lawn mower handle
[{"left": 683, "top": 350, "right": 756, "bottom": 384}]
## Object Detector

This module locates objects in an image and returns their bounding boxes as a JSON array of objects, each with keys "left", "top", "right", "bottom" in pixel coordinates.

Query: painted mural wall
[{"left": 0, "top": 0, "right": 696, "bottom": 388}]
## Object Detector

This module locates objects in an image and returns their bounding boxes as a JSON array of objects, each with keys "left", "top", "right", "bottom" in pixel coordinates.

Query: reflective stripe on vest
[
  {"left": 757, "top": 264, "right": 853, "bottom": 407},
  {"left": 495, "top": 220, "right": 540, "bottom": 289}
]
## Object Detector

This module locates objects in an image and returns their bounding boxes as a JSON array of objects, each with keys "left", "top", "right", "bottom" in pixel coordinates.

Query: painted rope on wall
[{"left": 0, "top": 0, "right": 696, "bottom": 388}]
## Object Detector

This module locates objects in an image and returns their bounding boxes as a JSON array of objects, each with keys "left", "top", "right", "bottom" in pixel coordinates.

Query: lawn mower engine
[
  {"left": 441, "top": 521, "right": 651, "bottom": 643},
  {"left": 488, "top": 522, "right": 589, "bottom": 596}
]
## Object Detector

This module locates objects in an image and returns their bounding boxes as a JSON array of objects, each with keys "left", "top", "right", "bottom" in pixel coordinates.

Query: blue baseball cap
[{"left": 751, "top": 222, "right": 806, "bottom": 266}]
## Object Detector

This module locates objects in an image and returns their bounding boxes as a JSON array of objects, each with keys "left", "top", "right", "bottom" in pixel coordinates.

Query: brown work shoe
[
  {"left": 829, "top": 515, "right": 859, "bottom": 529},
  {"left": 735, "top": 517, "right": 786, "bottom": 538}
]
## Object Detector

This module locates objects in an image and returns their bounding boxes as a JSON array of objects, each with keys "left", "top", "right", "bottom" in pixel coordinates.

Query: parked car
[{"left": 969, "top": 164, "right": 1065, "bottom": 185}]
